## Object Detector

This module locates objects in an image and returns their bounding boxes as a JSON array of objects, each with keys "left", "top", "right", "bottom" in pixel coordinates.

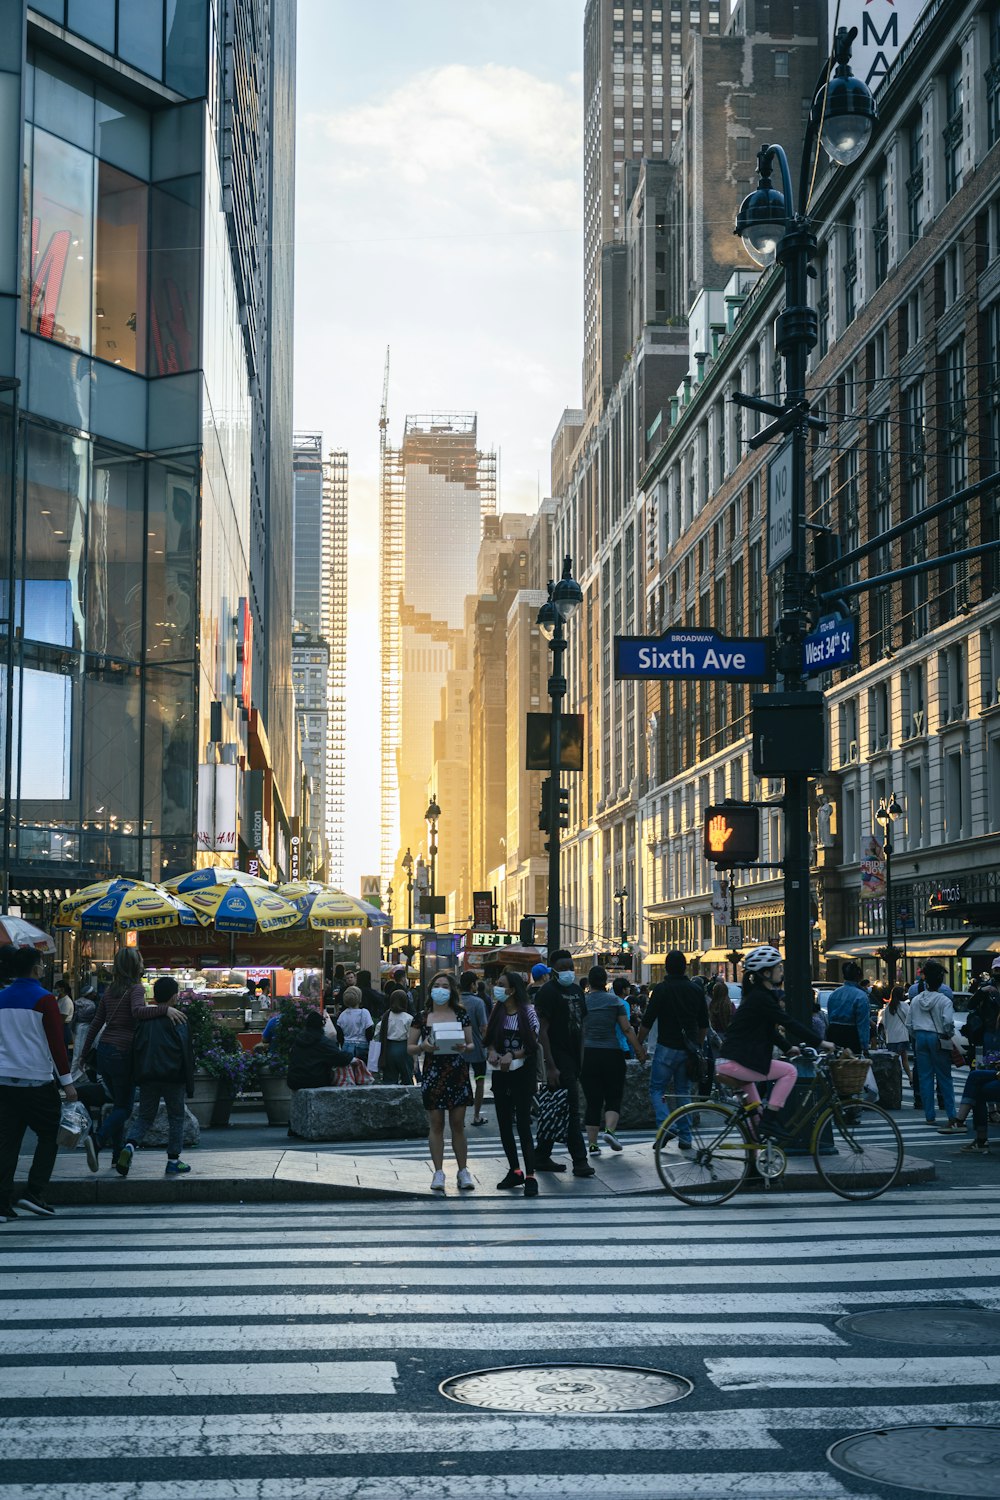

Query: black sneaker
[
  {"left": 572, "top": 1162, "right": 596, "bottom": 1178},
  {"left": 758, "top": 1113, "right": 792, "bottom": 1142},
  {"left": 523, "top": 1176, "right": 539, "bottom": 1197},
  {"left": 116, "top": 1144, "right": 134, "bottom": 1178},
  {"left": 14, "top": 1192, "right": 55, "bottom": 1218},
  {"left": 0, "top": 1205, "right": 18, "bottom": 1223},
  {"left": 496, "top": 1169, "right": 524, "bottom": 1190},
  {"left": 534, "top": 1157, "right": 567, "bottom": 1173}
]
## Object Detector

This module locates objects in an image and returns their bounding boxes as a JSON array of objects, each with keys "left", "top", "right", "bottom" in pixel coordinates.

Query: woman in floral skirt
[{"left": 407, "top": 971, "right": 475, "bottom": 1192}]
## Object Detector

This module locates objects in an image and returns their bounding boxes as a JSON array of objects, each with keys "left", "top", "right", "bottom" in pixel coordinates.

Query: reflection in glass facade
[{"left": 0, "top": 4, "right": 296, "bottom": 911}]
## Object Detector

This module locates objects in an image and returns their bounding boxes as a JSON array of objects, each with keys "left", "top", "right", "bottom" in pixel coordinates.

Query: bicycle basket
[{"left": 829, "top": 1058, "right": 870, "bottom": 1098}]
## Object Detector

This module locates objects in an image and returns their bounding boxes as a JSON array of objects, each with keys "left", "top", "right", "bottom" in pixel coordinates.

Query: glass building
[{"left": 0, "top": 0, "right": 296, "bottom": 917}]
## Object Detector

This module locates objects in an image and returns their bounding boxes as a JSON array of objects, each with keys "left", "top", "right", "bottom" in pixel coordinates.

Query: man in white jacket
[{"left": 909, "top": 960, "right": 959, "bottom": 1128}]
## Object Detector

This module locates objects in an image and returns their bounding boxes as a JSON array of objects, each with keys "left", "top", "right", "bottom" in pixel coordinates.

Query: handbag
[
  {"left": 366, "top": 1039, "right": 382, "bottom": 1074},
  {"left": 533, "top": 1084, "right": 569, "bottom": 1143}
]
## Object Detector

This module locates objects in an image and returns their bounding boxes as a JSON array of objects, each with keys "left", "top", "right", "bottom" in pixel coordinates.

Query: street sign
[
  {"left": 895, "top": 902, "right": 915, "bottom": 932},
  {"left": 767, "top": 439, "right": 794, "bottom": 572},
  {"left": 802, "top": 614, "right": 857, "bottom": 675},
  {"left": 615, "top": 629, "right": 773, "bottom": 681},
  {"left": 726, "top": 924, "right": 743, "bottom": 947}
]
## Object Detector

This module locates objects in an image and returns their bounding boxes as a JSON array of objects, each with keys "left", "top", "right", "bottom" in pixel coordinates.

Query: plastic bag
[{"left": 57, "top": 1099, "right": 92, "bottom": 1150}]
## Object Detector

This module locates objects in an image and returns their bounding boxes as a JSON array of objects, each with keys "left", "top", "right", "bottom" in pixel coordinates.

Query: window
[
  {"left": 989, "top": 5, "right": 1000, "bottom": 148},
  {"left": 906, "top": 113, "right": 924, "bottom": 247},
  {"left": 816, "top": 248, "right": 830, "bottom": 358},
  {"left": 774, "top": 51, "right": 789, "bottom": 79},
  {"left": 899, "top": 290, "right": 921, "bottom": 359},
  {"left": 941, "top": 245, "right": 962, "bottom": 310},
  {"left": 941, "top": 339, "right": 969, "bottom": 616},
  {"left": 901, "top": 664, "right": 926, "bottom": 739},
  {"left": 842, "top": 784, "right": 859, "bottom": 864},
  {"left": 987, "top": 302, "right": 1000, "bottom": 591},
  {"left": 980, "top": 621, "right": 1000, "bottom": 709},
  {"left": 838, "top": 698, "right": 859, "bottom": 766},
  {"left": 842, "top": 201, "right": 858, "bottom": 326},
  {"left": 938, "top": 642, "right": 966, "bottom": 724},
  {"left": 868, "top": 681, "right": 890, "bottom": 753},
  {"left": 944, "top": 747, "right": 967, "bottom": 841},
  {"left": 943, "top": 56, "right": 964, "bottom": 202},
  {"left": 872, "top": 158, "right": 888, "bottom": 288},
  {"left": 24, "top": 126, "right": 94, "bottom": 352}
]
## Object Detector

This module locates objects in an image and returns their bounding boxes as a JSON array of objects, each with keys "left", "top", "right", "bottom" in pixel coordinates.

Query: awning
[
  {"left": 901, "top": 934, "right": 971, "bottom": 959},
  {"left": 699, "top": 947, "right": 735, "bottom": 966},
  {"left": 824, "top": 940, "right": 879, "bottom": 962},
  {"left": 961, "top": 934, "right": 1000, "bottom": 956}
]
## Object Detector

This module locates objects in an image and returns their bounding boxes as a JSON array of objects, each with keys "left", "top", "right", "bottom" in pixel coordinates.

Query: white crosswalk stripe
[{"left": 0, "top": 1186, "right": 996, "bottom": 1498}]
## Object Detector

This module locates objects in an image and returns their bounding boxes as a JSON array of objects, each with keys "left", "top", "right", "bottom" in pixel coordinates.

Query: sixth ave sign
[{"left": 615, "top": 629, "right": 774, "bottom": 681}]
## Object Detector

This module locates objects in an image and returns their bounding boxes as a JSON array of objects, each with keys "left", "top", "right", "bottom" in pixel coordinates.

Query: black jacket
[
  {"left": 287, "top": 1031, "right": 353, "bottom": 1091},
  {"left": 717, "top": 989, "right": 818, "bottom": 1076},
  {"left": 131, "top": 1016, "right": 195, "bottom": 1096}
]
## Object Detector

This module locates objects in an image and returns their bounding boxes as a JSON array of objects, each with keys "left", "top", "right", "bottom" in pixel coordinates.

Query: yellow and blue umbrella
[
  {"left": 162, "top": 867, "right": 275, "bottom": 895},
  {"left": 62, "top": 884, "right": 204, "bottom": 933},
  {"left": 182, "top": 883, "right": 301, "bottom": 934},
  {"left": 55, "top": 878, "right": 163, "bottom": 925},
  {"left": 277, "top": 884, "right": 390, "bottom": 930}
]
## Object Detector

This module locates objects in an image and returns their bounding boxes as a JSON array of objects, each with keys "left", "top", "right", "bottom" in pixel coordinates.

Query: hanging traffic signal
[
  {"left": 539, "top": 777, "right": 551, "bottom": 833},
  {"left": 704, "top": 803, "right": 760, "bottom": 867},
  {"left": 557, "top": 787, "right": 570, "bottom": 828}
]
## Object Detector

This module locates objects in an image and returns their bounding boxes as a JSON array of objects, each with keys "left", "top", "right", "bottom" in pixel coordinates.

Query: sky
[{"left": 293, "top": 1, "right": 585, "bottom": 894}]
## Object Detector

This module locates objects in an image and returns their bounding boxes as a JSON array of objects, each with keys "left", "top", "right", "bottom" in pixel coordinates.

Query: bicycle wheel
[
  {"left": 812, "top": 1100, "right": 904, "bottom": 1201},
  {"left": 655, "top": 1101, "right": 750, "bottom": 1206}
]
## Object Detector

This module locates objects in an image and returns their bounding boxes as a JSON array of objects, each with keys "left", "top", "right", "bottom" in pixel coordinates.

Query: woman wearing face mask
[
  {"left": 485, "top": 971, "right": 540, "bottom": 1196},
  {"left": 407, "top": 971, "right": 475, "bottom": 1192}
]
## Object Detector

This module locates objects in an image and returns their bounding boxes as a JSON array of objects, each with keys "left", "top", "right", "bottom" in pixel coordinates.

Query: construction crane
[
  {"left": 379, "top": 345, "right": 390, "bottom": 461},
  {"left": 378, "top": 346, "right": 402, "bottom": 889}
]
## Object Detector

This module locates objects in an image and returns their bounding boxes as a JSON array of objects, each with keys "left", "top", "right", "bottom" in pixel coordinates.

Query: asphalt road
[{"left": 1, "top": 1167, "right": 999, "bottom": 1499}]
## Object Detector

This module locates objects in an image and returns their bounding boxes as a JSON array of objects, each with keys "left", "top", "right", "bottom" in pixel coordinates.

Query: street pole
[
  {"left": 424, "top": 796, "right": 440, "bottom": 932},
  {"left": 537, "top": 557, "right": 582, "bottom": 959},
  {"left": 735, "top": 28, "right": 877, "bottom": 1026},
  {"left": 876, "top": 793, "right": 902, "bottom": 987},
  {"left": 401, "top": 848, "right": 414, "bottom": 964},
  {"left": 615, "top": 886, "right": 628, "bottom": 948}
]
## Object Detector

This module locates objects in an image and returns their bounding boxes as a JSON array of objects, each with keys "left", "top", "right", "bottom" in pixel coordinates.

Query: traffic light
[
  {"left": 557, "top": 786, "right": 570, "bottom": 828},
  {"left": 704, "top": 803, "right": 759, "bottom": 867},
  {"left": 538, "top": 777, "right": 551, "bottom": 833},
  {"left": 519, "top": 917, "right": 536, "bottom": 946}
]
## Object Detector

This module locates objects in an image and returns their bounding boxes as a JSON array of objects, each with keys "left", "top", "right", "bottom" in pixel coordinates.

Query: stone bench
[{"left": 289, "top": 1085, "right": 427, "bottom": 1141}]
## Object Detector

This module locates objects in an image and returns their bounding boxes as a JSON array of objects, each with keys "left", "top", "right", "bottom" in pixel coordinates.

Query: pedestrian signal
[{"left": 704, "top": 804, "right": 759, "bottom": 867}]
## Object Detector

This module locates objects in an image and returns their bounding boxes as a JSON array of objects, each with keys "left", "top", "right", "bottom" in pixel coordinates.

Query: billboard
[{"left": 832, "top": 1, "right": 921, "bottom": 92}]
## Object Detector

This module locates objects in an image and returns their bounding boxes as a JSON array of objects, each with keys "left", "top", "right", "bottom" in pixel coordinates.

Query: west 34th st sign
[{"left": 615, "top": 629, "right": 775, "bottom": 681}]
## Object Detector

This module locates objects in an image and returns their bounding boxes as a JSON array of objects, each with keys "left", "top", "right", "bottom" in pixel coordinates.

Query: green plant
[
  {"left": 176, "top": 993, "right": 216, "bottom": 1058},
  {"left": 197, "top": 1045, "right": 254, "bottom": 1094},
  {"left": 267, "top": 997, "right": 322, "bottom": 1063}
]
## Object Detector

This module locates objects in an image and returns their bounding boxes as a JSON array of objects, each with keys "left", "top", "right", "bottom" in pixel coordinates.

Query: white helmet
[{"left": 744, "top": 945, "right": 783, "bottom": 973}]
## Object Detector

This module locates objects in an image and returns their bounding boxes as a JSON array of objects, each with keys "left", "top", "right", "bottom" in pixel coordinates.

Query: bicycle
[{"left": 653, "top": 1049, "right": 904, "bottom": 1205}]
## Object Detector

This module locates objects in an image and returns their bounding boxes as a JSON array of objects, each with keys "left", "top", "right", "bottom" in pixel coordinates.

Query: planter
[
  {"left": 260, "top": 1071, "right": 292, "bottom": 1126},
  {"left": 210, "top": 1075, "right": 236, "bottom": 1129},
  {"left": 188, "top": 1069, "right": 220, "bottom": 1129}
]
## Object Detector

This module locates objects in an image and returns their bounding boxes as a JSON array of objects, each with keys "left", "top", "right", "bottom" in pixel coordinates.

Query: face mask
[
  {"left": 493, "top": 985, "right": 507, "bottom": 1002},
  {"left": 557, "top": 970, "right": 576, "bottom": 988},
  {"left": 430, "top": 987, "right": 450, "bottom": 1005}
]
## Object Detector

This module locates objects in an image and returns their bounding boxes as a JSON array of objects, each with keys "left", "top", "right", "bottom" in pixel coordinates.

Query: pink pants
[{"left": 715, "top": 1057, "right": 798, "bottom": 1109}]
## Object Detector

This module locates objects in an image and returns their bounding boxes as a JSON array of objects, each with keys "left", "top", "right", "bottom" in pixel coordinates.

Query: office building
[{"left": 0, "top": 0, "right": 296, "bottom": 920}]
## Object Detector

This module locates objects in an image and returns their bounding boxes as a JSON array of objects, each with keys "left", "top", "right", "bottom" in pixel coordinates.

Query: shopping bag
[
  {"left": 57, "top": 1099, "right": 92, "bottom": 1150},
  {"left": 367, "top": 1040, "right": 382, "bottom": 1074},
  {"left": 533, "top": 1085, "right": 569, "bottom": 1144}
]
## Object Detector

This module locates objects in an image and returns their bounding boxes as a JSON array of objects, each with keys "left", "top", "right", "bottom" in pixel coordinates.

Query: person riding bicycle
[{"left": 715, "top": 946, "right": 832, "bottom": 1140}]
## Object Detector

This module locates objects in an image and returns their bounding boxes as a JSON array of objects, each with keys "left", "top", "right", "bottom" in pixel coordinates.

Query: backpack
[{"left": 132, "top": 1017, "right": 187, "bottom": 1083}]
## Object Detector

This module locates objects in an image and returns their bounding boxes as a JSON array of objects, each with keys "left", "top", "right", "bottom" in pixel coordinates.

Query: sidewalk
[{"left": 19, "top": 1112, "right": 935, "bottom": 1205}]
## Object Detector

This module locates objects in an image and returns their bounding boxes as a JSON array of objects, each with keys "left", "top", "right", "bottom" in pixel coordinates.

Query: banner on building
[
  {"left": 360, "top": 875, "right": 382, "bottom": 909},
  {"left": 860, "top": 835, "right": 886, "bottom": 901},
  {"left": 196, "top": 763, "right": 238, "bottom": 852},
  {"left": 832, "top": 1, "right": 919, "bottom": 92}
]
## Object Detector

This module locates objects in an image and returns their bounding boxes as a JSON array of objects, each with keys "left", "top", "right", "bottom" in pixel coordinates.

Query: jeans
[
  {"left": 651, "top": 1044, "right": 692, "bottom": 1138},
  {"left": 382, "top": 1040, "right": 413, "bottom": 1085},
  {"left": 961, "top": 1069, "right": 1000, "bottom": 1135},
  {"left": 913, "top": 1030, "right": 956, "bottom": 1123},
  {"left": 96, "top": 1043, "right": 135, "bottom": 1154},
  {"left": 0, "top": 1081, "right": 61, "bottom": 1207},
  {"left": 492, "top": 1068, "right": 535, "bottom": 1174},
  {"left": 127, "top": 1080, "right": 187, "bottom": 1158}
]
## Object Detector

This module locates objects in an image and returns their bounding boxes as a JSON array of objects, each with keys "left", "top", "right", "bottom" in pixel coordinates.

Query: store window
[{"left": 24, "top": 126, "right": 94, "bottom": 352}]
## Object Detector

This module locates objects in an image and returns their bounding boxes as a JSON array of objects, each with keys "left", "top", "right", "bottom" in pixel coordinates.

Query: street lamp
[
  {"left": 732, "top": 24, "right": 876, "bottom": 1025},
  {"left": 424, "top": 795, "right": 441, "bottom": 931},
  {"left": 537, "top": 554, "right": 582, "bottom": 954},
  {"left": 874, "top": 792, "right": 904, "bottom": 985},
  {"left": 401, "top": 848, "right": 414, "bottom": 963},
  {"left": 614, "top": 885, "right": 628, "bottom": 948}
]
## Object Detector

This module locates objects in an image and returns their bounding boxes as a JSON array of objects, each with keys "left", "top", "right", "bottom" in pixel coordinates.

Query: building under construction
[{"left": 380, "top": 407, "right": 496, "bottom": 889}]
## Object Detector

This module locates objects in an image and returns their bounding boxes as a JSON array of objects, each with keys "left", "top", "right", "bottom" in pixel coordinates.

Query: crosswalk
[{"left": 1, "top": 1186, "right": 998, "bottom": 1498}]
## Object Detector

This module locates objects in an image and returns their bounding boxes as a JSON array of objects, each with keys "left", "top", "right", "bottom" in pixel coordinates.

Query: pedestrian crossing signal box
[
  {"left": 704, "top": 804, "right": 759, "bottom": 868},
  {"left": 752, "top": 691, "right": 826, "bottom": 776}
]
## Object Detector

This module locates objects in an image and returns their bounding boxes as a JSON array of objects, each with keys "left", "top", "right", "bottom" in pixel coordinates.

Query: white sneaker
[
  {"left": 599, "top": 1130, "right": 624, "bottom": 1152},
  {"left": 430, "top": 1169, "right": 446, "bottom": 1192},
  {"left": 457, "top": 1167, "right": 475, "bottom": 1191}
]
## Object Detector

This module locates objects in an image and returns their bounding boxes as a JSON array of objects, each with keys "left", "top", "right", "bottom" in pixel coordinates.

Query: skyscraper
[
  {"left": 380, "top": 414, "right": 495, "bottom": 885},
  {"left": 291, "top": 435, "right": 348, "bottom": 886},
  {"left": 582, "top": 0, "right": 727, "bottom": 419},
  {"left": 0, "top": 0, "right": 296, "bottom": 919}
]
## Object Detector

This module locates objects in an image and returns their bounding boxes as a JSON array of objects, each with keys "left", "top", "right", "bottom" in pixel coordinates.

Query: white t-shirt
[
  {"left": 338, "top": 1007, "right": 373, "bottom": 1045},
  {"left": 879, "top": 1001, "right": 910, "bottom": 1043},
  {"left": 385, "top": 1011, "right": 411, "bottom": 1041}
]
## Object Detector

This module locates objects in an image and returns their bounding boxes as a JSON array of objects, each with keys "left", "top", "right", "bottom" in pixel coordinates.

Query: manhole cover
[
  {"left": 838, "top": 1305, "right": 1000, "bottom": 1347},
  {"left": 439, "top": 1362, "right": 692, "bottom": 1413},
  {"left": 828, "top": 1425, "right": 1000, "bottom": 1496}
]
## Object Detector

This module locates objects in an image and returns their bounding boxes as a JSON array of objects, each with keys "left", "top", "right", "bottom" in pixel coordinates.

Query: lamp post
[
  {"left": 401, "top": 848, "right": 414, "bottom": 963},
  {"left": 424, "top": 795, "right": 441, "bottom": 931},
  {"left": 734, "top": 25, "right": 876, "bottom": 1025},
  {"left": 614, "top": 885, "right": 628, "bottom": 949},
  {"left": 874, "top": 792, "right": 904, "bottom": 986},
  {"left": 537, "top": 555, "right": 582, "bottom": 955},
  {"left": 386, "top": 882, "right": 393, "bottom": 952}
]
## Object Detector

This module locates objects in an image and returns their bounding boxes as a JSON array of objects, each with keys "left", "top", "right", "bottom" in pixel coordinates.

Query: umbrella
[
  {"left": 0, "top": 916, "right": 56, "bottom": 955},
  {"left": 181, "top": 883, "right": 301, "bottom": 934},
  {"left": 162, "top": 867, "right": 275, "bottom": 895},
  {"left": 277, "top": 885, "right": 391, "bottom": 930},
  {"left": 55, "top": 878, "right": 163, "bottom": 924},
  {"left": 64, "top": 885, "right": 205, "bottom": 934}
]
